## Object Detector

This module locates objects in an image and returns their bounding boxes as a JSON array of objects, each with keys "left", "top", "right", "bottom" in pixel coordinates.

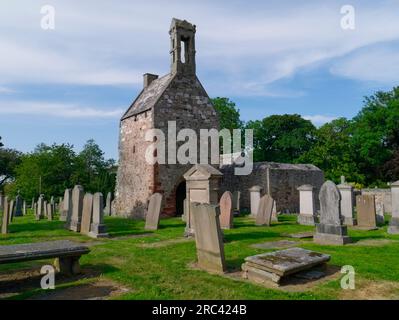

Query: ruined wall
[
  {"left": 220, "top": 162, "right": 324, "bottom": 213},
  {"left": 114, "top": 109, "right": 155, "bottom": 218},
  {"left": 153, "top": 74, "right": 219, "bottom": 216}
]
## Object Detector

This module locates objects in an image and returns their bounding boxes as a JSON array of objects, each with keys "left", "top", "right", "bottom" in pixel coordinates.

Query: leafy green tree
[
  {"left": 0, "top": 136, "right": 22, "bottom": 190},
  {"left": 298, "top": 118, "right": 362, "bottom": 183},
  {"left": 246, "top": 114, "right": 316, "bottom": 163},
  {"left": 211, "top": 97, "right": 243, "bottom": 132}
]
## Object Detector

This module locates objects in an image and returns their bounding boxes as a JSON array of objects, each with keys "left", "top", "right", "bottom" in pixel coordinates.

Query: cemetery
[{"left": 1, "top": 10, "right": 399, "bottom": 302}]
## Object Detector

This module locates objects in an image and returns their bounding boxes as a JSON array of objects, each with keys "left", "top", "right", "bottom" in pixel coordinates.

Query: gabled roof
[
  {"left": 183, "top": 164, "right": 223, "bottom": 181},
  {"left": 121, "top": 73, "right": 174, "bottom": 121}
]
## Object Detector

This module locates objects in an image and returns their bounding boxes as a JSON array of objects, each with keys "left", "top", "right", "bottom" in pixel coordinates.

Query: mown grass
[{"left": 1, "top": 211, "right": 399, "bottom": 300}]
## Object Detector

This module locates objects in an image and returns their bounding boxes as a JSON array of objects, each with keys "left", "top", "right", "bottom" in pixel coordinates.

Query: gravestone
[
  {"left": 191, "top": 203, "right": 226, "bottom": 274},
  {"left": 33, "top": 202, "right": 37, "bottom": 217},
  {"left": 104, "top": 192, "right": 112, "bottom": 216},
  {"left": 1, "top": 197, "right": 9, "bottom": 234},
  {"left": 338, "top": 183, "right": 356, "bottom": 226},
  {"left": 145, "top": 193, "right": 163, "bottom": 231},
  {"left": 375, "top": 201, "right": 385, "bottom": 225},
  {"left": 37, "top": 195, "right": 45, "bottom": 220},
  {"left": 182, "top": 198, "right": 188, "bottom": 222},
  {"left": 255, "top": 194, "right": 274, "bottom": 226},
  {"left": 23, "top": 200, "right": 27, "bottom": 216},
  {"left": 0, "top": 192, "right": 3, "bottom": 211},
  {"left": 62, "top": 189, "right": 72, "bottom": 223},
  {"left": 271, "top": 201, "right": 278, "bottom": 222},
  {"left": 8, "top": 200, "right": 15, "bottom": 223},
  {"left": 89, "top": 193, "right": 109, "bottom": 238},
  {"left": 43, "top": 201, "right": 48, "bottom": 218},
  {"left": 80, "top": 193, "right": 93, "bottom": 235},
  {"left": 219, "top": 191, "right": 233, "bottom": 229},
  {"left": 356, "top": 195, "right": 377, "bottom": 230},
  {"left": 232, "top": 191, "right": 241, "bottom": 215},
  {"left": 297, "top": 185, "right": 317, "bottom": 226},
  {"left": 47, "top": 203, "right": 53, "bottom": 221},
  {"left": 31, "top": 198, "right": 35, "bottom": 209},
  {"left": 14, "top": 194, "right": 23, "bottom": 217},
  {"left": 314, "top": 181, "right": 352, "bottom": 245},
  {"left": 70, "top": 185, "right": 84, "bottom": 232},
  {"left": 388, "top": 181, "right": 399, "bottom": 234},
  {"left": 249, "top": 186, "right": 262, "bottom": 218},
  {"left": 50, "top": 196, "right": 55, "bottom": 214}
]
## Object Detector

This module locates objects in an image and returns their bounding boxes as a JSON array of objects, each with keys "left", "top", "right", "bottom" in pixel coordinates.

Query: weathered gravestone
[
  {"left": 47, "top": 203, "right": 54, "bottom": 221},
  {"left": 314, "top": 181, "right": 352, "bottom": 245},
  {"left": 255, "top": 194, "right": 274, "bottom": 226},
  {"left": 31, "top": 198, "right": 35, "bottom": 209},
  {"left": 249, "top": 186, "right": 262, "bottom": 218},
  {"left": 1, "top": 197, "right": 9, "bottom": 234},
  {"left": 14, "top": 194, "right": 23, "bottom": 217},
  {"left": 23, "top": 200, "right": 27, "bottom": 216},
  {"left": 356, "top": 195, "right": 377, "bottom": 230},
  {"left": 80, "top": 193, "right": 93, "bottom": 235},
  {"left": 89, "top": 193, "right": 109, "bottom": 238},
  {"left": 104, "top": 192, "right": 112, "bottom": 216},
  {"left": 182, "top": 198, "right": 188, "bottom": 222},
  {"left": 219, "top": 191, "right": 233, "bottom": 229},
  {"left": 232, "top": 191, "right": 241, "bottom": 215},
  {"left": 8, "top": 200, "right": 15, "bottom": 223},
  {"left": 33, "top": 202, "right": 37, "bottom": 217},
  {"left": 62, "top": 189, "right": 72, "bottom": 223},
  {"left": 70, "top": 185, "right": 84, "bottom": 232},
  {"left": 145, "top": 193, "right": 163, "bottom": 231},
  {"left": 388, "top": 181, "right": 399, "bottom": 234},
  {"left": 297, "top": 185, "right": 317, "bottom": 226},
  {"left": 37, "top": 195, "right": 44, "bottom": 220},
  {"left": 43, "top": 201, "right": 48, "bottom": 219},
  {"left": 271, "top": 201, "right": 278, "bottom": 222},
  {"left": 375, "top": 201, "right": 385, "bottom": 225},
  {"left": 338, "top": 183, "right": 356, "bottom": 226},
  {"left": 191, "top": 203, "right": 226, "bottom": 274}
]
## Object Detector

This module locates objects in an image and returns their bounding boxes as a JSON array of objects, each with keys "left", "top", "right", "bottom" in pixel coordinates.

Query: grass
[{"left": 1, "top": 211, "right": 399, "bottom": 300}]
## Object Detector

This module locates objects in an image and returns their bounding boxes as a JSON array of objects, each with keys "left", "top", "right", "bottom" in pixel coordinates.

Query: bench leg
[{"left": 54, "top": 256, "right": 82, "bottom": 275}]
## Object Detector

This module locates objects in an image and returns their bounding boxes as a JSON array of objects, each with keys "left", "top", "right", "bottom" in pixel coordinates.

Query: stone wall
[
  {"left": 361, "top": 188, "right": 392, "bottom": 213},
  {"left": 220, "top": 162, "right": 324, "bottom": 213}
]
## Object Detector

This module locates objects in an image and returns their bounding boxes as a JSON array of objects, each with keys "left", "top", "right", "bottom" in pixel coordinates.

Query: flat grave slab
[
  {"left": 282, "top": 232, "right": 314, "bottom": 239},
  {"left": 242, "top": 247, "right": 330, "bottom": 286},
  {"left": 251, "top": 240, "right": 300, "bottom": 250}
]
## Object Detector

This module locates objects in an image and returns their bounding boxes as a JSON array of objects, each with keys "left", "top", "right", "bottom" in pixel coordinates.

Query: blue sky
[{"left": 1, "top": 0, "right": 399, "bottom": 159}]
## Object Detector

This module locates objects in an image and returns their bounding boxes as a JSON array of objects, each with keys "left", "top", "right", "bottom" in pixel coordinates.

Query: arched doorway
[{"left": 175, "top": 181, "right": 186, "bottom": 216}]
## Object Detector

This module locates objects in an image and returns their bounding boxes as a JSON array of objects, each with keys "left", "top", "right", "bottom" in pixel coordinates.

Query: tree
[
  {"left": 298, "top": 118, "right": 362, "bottom": 183},
  {"left": 211, "top": 97, "right": 243, "bottom": 132},
  {"left": 0, "top": 136, "right": 22, "bottom": 189},
  {"left": 246, "top": 114, "right": 316, "bottom": 163}
]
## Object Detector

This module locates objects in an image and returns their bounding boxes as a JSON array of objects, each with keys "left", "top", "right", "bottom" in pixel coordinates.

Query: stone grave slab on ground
[
  {"left": 255, "top": 194, "right": 274, "bottom": 226},
  {"left": 89, "top": 193, "right": 109, "bottom": 239},
  {"left": 251, "top": 240, "right": 300, "bottom": 250},
  {"left": 191, "top": 203, "right": 226, "bottom": 274},
  {"left": 242, "top": 247, "right": 330, "bottom": 286},
  {"left": 80, "top": 193, "right": 94, "bottom": 235},
  {"left": 356, "top": 195, "right": 377, "bottom": 230},
  {"left": 282, "top": 232, "right": 314, "bottom": 239},
  {"left": 219, "top": 191, "right": 233, "bottom": 229},
  {"left": 145, "top": 193, "right": 163, "bottom": 231},
  {"left": 314, "top": 181, "right": 352, "bottom": 245}
]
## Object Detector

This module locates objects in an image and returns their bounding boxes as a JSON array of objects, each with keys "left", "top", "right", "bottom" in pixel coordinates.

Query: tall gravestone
[
  {"left": 145, "top": 193, "right": 163, "bottom": 231},
  {"left": 31, "top": 198, "right": 35, "bottom": 209},
  {"left": 80, "top": 193, "right": 93, "bottom": 235},
  {"left": 191, "top": 203, "right": 226, "bottom": 274},
  {"left": 89, "top": 193, "right": 109, "bottom": 238},
  {"left": 297, "top": 184, "right": 317, "bottom": 226},
  {"left": 104, "top": 192, "right": 112, "bottom": 216},
  {"left": 50, "top": 196, "right": 55, "bottom": 214},
  {"left": 249, "top": 186, "right": 262, "bottom": 218},
  {"left": 375, "top": 201, "right": 385, "bottom": 225},
  {"left": 1, "top": 197, "right": 9, "bottom": 234},
  {"left": 338, "top": 183, "right": 356, "bottom": 226},
  {"left": 47, "top": 203, "right": 54, "bottom": 221},
  {"left": 255, "top": 194, "right": 274, "bottom": 226},
  {"left": 62, "top": 189, "right": 72, "bottom": 223},
  {"left": 37, "top": 195, "right": 44, "bottom": 220},
  {"left": 182, "top": 198, "right": 188, "bottom": 222},
  {"left": 14, "top": 194, "right": 23, "bottom": 217},
  {"left": 33, "top": 202, "right": 37, "bottom": 217},
  {"left": 23, "top": 200, "right": 27, "bottom": 216},
  {"left": 271, "top": 200, "right": 278, "bottom": 222},
  {"left": 43, "top": 200, "right": 48, "bottom": 218},
  {"left": 314, "top": 181, "right": 352, "bottom": 245},
  {"left": 356, "top": 195, "right": 377, "bottom": 230},
  {"left": 8, "top": 200, "right": 15, "bottom": 223},
  {"left": 70, "top": 185, "right": 84, "bottom": 232},
  {"left": 232, "top": 191, "right": 241, "bottom": 215},
  {"left": 219, "top": 191, "right": 233, "bottom": 229},
  {"left": 388, "top": 181, "right": 399, "bottom": 234}
]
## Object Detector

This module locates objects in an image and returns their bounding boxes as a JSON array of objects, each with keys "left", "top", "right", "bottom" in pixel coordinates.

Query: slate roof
[{"left": 121, "top": 73, "right": 174, "bottom": 120}]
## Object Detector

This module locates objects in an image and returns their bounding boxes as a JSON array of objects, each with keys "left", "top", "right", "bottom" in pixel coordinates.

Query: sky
[{"left": 1, "top": 0, "right": 399, "bottom": 160}]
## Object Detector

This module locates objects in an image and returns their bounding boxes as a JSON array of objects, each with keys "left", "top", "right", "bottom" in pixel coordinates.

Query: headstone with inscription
[
  {"left": 219, "top": 191, "right": 233, "bottom": 229},
  {"left": 145, "top": 193, "right": 163, "bottom": 231},
  {"left": 255, "top": 194, "right": 274, "bottom": 226},
  {"left": 89, "top": 193, "right": 109, "bottom": 238},
  {"left": 80, "top": 193, "right": 93, "bottom": 235},
  {"left": 70, "top": 185, "right": 84, "bottom": 232}
]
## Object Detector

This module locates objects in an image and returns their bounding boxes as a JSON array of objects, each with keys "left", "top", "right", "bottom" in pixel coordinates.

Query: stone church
[{"left": 114, "top": 18, "right": 324, "bottom": 219}]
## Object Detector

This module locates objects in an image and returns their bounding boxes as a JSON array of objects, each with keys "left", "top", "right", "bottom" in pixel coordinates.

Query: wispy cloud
[
  {"left": 0, "top": 86, "right": 16, "bottom": 94},
  {"left": 0, "top": 101, "right": 124, "bottom": 118},
  {"left": 303, "top": 114, "right": 337, "bottom": 126}
]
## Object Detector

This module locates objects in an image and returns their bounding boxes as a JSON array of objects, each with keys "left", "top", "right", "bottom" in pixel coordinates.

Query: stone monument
[
  {"left": 249, "top": 186, "right": 262, "bottom": 218},
  {"left": 338, "top": 181, "right": 356, "bottom": 226},
  {"left": 388, "top": 181, "right": 399, "bottom": 234},
  {"left": 70, "top": 185, "right": 84, "bottom": 232},
  {"left": 356, "top": 195, "right": 377, "bottom": 230},
  {"left": 297, "top": 184, "right": 317, "bottom": 226},
  {"left": 219, "top": 191, "right": 233, "bottom": 229},
  {"left": 80, "top": 193, "right": 94, "bottom": 235},
  {"left": 145, "top": 193, "right": 163, "bottom": 231},
  {"left": 255, "top": 194, "right": 274, "bottom": 226},
  {"left": 89, "top": 193, "right": 109, "bottom": 238}
]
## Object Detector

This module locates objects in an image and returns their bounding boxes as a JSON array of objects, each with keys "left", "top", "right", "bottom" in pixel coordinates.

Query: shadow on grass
[{"left": 224, "top": 230, "right": 282, "bottom": 243}]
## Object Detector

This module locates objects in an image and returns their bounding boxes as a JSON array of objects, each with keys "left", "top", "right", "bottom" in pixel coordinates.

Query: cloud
[
  {"left": 0, "top": 101, "right": 124, "bottom": 118},
  {"left": 0, "top": 86, "right": 15, "bottom": 94},
  {"left": 303, "top": 114, "right": 337, "bottom": 126}
]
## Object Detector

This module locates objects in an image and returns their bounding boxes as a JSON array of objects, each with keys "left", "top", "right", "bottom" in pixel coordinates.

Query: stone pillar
[
  {"left": 297, "top": 184, "right": 317, "bottom": 226},
  {"left": 89, "top": 193, "right": 108, "bottom": 238},
  {"left": 249, "top": 186, "right": 262, "bottom": 218},
  {"left": 8, "top": 199, "right": 15, "bottom": 223},
  {"left": 183, "top": 164, "right": 223, "bottom": 237},
  {"left": 37, "top": 195, "right": 44, "bottom": 220},
  {"left": 104, "top": 192, "right": 112, "bottom": 216},
  {"left": 388, "top": 181, "right": 399, "bottom": 234},
  {"left": 1, "top": 197, "right": 9, "bottom": 234},
  {"left": 338, "top": 183, "right": 356, "bottom": 226},
  {"left": 70, "top": 185, "right": 84, "bottom": 232}
]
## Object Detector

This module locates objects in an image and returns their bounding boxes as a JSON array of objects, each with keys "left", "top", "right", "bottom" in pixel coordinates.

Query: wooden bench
[{"left": 0, "top": 240, "right": 90, "bottom": 275}]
